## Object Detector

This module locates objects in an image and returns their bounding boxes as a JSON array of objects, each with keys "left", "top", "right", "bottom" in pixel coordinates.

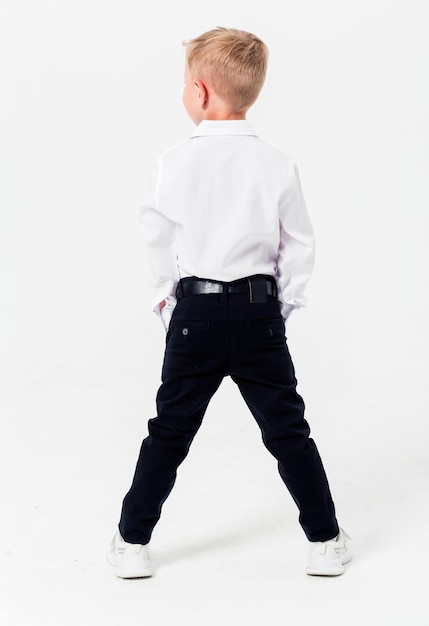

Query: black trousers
[{"left": 119, "top": 276, "right": 339, "bottom": 544}]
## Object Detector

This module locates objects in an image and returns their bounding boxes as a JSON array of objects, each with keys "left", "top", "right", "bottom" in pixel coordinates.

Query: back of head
[{"left": 184, "top": 27, "right": 269, "bottom": 113}]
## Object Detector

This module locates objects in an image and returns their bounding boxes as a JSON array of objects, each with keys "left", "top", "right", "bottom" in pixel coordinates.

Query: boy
[{"left": 108, "top": 27, "right": 351, "bottom": 578}]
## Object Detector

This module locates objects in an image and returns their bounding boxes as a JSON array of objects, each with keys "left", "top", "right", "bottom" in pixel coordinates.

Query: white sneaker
[
  {"left": 107, "top": 531, "right": 153, "bottom": 578},
  {"left": 305, "top": 528, "right": 352, "bottom": 576}
]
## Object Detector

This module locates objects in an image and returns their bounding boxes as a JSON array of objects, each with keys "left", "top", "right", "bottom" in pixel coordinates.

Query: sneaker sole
[
  {"left": 107, "top": 552, "right": 153, "bottom": 579},
  {"left": 305, "top": 553, "right": 352, "bottom": 577},
  {"left": 114, "top": 567, "right": 153, "bottom": 579},
  {"left": 305, "top": 564, "right": 345, "bottom": 576}
]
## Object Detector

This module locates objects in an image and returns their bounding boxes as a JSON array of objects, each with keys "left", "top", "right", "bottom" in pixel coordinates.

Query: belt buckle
[{"left": 201, "top": 280, "right": 224, "bottom": 296}]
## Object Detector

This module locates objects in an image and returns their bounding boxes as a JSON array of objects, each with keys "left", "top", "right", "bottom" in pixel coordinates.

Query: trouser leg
[
  {"left": 230, "top": 298, "right": 339, "bottom": 542},
  {"left": 119, "top": 297, "right": 225, "bottom": 544}
]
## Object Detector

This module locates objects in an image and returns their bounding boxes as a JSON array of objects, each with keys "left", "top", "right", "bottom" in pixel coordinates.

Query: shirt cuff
[
  {"left": 154, "top": 295, "right": 177, "bottom": 331},
  {"left": 281, "top": 302, "right": 295, "bottom": 321}
]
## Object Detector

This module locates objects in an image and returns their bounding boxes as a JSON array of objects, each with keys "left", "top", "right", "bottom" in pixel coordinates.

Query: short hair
[{"left": 184, "top": 27, "right": 269, "bottom": 113}]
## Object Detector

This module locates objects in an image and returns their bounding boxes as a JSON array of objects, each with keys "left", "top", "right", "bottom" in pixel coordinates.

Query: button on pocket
[{"left": 248, "top": 317, "right": 285, "bottom": 342}]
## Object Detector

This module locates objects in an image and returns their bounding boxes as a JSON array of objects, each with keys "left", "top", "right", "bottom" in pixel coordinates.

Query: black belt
[{"left": 176, "top": 275, "right": 277, "bottom": 303}]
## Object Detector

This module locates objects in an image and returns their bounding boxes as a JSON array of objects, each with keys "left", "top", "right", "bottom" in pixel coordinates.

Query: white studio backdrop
[{"left": 0, "top": 1, "right": 428, "bottom": 624}]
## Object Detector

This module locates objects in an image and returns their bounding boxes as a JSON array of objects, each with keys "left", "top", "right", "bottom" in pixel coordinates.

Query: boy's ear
[{"left": 194, "top": 79, "right": 208, "bottom": 107}]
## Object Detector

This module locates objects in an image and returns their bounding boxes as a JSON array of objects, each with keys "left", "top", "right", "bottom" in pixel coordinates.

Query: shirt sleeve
[
  {"left": 277, "top": 162, "right": 316, "bottom": 320},
  {"left": 139, "top": 161, "right": 180, "bottom": 317}
]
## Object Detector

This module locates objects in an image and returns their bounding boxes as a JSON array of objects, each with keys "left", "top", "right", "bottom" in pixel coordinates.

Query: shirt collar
[{"left": 191, "top": 119, "right": 258, "bottom": 138}]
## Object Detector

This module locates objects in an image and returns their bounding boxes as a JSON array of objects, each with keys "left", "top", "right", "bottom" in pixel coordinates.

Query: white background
[{"left": 1, "top": 1, "right": 428, "bottom": 624}]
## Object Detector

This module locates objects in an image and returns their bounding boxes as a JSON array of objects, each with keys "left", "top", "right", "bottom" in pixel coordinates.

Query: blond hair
[{"left": 184, "top": 27, "right": 269, "bottom": 113}]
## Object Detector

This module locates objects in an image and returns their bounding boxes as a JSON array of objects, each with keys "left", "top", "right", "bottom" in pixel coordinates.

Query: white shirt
[{"left": 140, "top": 120, "right": 315, "bottom": 327}]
